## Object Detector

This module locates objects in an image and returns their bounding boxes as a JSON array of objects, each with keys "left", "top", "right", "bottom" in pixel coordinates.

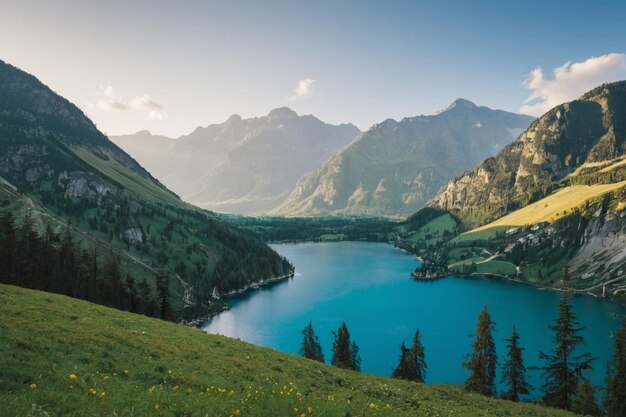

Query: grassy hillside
[
  {"left": 0, "top": 284, "right": 576, "bottom": 417},
  {"left": 462, "top": 181, "right": 626, "bottom": 238}
]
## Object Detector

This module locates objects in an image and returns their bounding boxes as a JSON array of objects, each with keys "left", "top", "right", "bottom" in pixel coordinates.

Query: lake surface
[{"left": 203, "top": 242, "right": 625, "bottom": 397}]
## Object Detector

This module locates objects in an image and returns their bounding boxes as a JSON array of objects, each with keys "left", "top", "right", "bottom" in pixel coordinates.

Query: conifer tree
[
  {"left": 538, "top": 266, "right": 594, "bottom": 410},
  {"left": 300, "top": 321, "right": 324, "bottom": 362},
  {"left": 606, "top": 321, "right": 626, "bottom": 417},
  {"left": 464, "top": 306, "right": 497, "bottom": 396},
  {"left": 572, "top": 378, "right": 601, "bottom": 416},
  {"left": 331, "top": 322, "right": 361, "bottom": 371},
  {"left": 410, "top": 329, "right": 427, "bottom": 383},
  {"left": 392, "top": 342, "right": 411, "bottom": 380},
  {"left": 500, "top": 326, "right": 531, "bottom": 401},
  {"left": 392, "top": 329, "right": 426, "bottom": 382}
]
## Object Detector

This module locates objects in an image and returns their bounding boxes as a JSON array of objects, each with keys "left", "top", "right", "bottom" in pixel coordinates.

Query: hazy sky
[{"left": 1, "top": 0, "right": 625, "bottom": 137}]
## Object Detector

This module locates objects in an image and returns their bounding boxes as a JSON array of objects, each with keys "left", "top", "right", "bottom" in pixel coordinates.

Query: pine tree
[
  {"left": 538, "top": 266, "right": 594, "bottom": 410},
  {"left": 392, "top": 342, "right": 411, "bottom": 380},
  {"left": 464, "top": 305, "right": 497, "bottom": 396},
  {"left": 392, "top": 330, "right": 427, "bottom": 383},
  {"left": 156, "top": 270, "right": 173, "bottom": 321},
  {"left": 606, "top": 321, "right": 626, "bottom": 417},
  {"left": 409, "top": 329, "right": 427, "bottom": 383},
  {"left": 572, "top": 378, "right": 602, "bottom": 416},
  {"left": 331, "top": 322, "right": 361, "bottom": 371},
  {"left": 300, "top": 321, "right": 324, "bottom": 362},
  {"left": 500, "top": 326, "right": 531, "bottom": 401}
]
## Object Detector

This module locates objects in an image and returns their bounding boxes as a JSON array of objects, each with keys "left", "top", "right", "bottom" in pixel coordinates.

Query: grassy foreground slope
[{"left": 0, "top": 285, "right": 574, "bottom": 417}]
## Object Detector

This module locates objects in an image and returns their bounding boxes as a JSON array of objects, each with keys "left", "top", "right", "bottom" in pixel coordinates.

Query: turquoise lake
[{"left": 203, "top": 241, "right": 625, "bottom": 397}]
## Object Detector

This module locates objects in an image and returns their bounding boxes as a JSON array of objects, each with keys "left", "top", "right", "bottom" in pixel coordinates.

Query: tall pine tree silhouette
[
  {"left": 331, "top": 322, "right": 361, "bottom": 371},
  {"left": 606, "top": 321, "right": 626, "bottom": 416},
  {"left": 500, "top": 326, "right": 530, "bottom": 401},
  {"left": 392, "top": 328, "right": 427, "bottom": 382},
  {"left": 464, "top": 306, "right": 497, "bottom": 396},
  {"left": 538, "top": 266, "right": 594, "bottom": 410},
  {"left": 300, "top": 321, "right": 324, "bottom": 362}
]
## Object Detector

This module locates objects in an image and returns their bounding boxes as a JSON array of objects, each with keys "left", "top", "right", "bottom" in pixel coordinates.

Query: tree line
[
  {"left": 300, "top": 268, "right": 626, "bottom": 416},
  {"left": 0, "top": 211, "right": 176, "bottom": 321}
]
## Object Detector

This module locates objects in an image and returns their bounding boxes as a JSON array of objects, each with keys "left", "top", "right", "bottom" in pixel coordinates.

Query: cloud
[
  {"left": 96, "top": 85, "right": 167, "bottom": 120},
  {"left": 290, "top": 77, "right": 315, "bottom": 99},
  {"left": 520, "top": 53, "right": 626, "bottom": 116}
]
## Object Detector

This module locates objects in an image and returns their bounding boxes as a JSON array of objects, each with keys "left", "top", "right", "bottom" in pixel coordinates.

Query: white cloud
[
  {"left": 520, "top": 53, "right": 626, "bottom": 116},
  {"left": 96, "top": 85, "right": 167, "bottom": 120},
  {"left": 290, "top": 77, "right": 315, "bottom": 99}
]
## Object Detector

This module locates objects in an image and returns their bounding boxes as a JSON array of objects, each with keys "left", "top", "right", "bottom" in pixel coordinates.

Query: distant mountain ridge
[
  {"left": 270, "top": 100, "right": 534, "bottom": 217},
  {"left": 111, "top": 108, "right": 360, "bottom": 214},
  {"left": 429, "top": 81, "right": 626, "bottom": 228}
]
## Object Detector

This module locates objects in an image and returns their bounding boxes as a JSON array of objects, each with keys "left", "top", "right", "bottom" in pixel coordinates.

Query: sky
[{"left": 1, "top": 0, "right": 625, "bottom": 137}]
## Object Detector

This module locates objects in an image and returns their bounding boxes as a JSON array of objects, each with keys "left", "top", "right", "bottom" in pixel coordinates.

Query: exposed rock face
[
  {"left": 0, "top": 144, "right": 52, "bottom": 184},
  {"left": 570, "top": 205, "right": 626, "bottom": 290},
  {"left": 122, "top": 227, "right": 144, "bottom": 245},
  {"left": 57, "top": 171, "right": 111, "bottom": 202},
  {"left": 111, "top": 109, "right": 360, "bottom": 215},
  {"left": 270, "top": 100, "right": 534, "bottom": 217},
  {"left": 429, "top": 81, "right": 626, "bottom": 228}
]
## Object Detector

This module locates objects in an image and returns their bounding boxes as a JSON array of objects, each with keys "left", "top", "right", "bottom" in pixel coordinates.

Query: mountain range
[
  {"left": 111, "top": 109, "right": 360, "bottom": 214},
  {"left": 429, "top": 82, "right": 626, "bottom": 228},
  {"left": 271, "top": 99, "right": 534, "bottom": 217},
  {"left": 407, "top": 81, "right": 626, "bottom": 299}
]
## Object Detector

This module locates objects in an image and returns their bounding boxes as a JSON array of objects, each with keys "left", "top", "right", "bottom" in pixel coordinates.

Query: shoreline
[
  {"left": 218, "top": 272, "right": 296, "bottom": 298},
  {"left": 411, "top": 270, "right": 613, "bottom": 300}
]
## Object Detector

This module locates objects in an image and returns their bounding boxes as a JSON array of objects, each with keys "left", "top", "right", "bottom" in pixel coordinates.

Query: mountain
[
  {"left": 269, "top": 100, "right": 534, "bottom": 217},
  {"left": 1, "top": 284, "right": 577, "bottom": 417},
  {"left": 110, "top": 108, "right": 360, "bottom": 214},
  {"left": 406, "top": 81, "right": 626, "bottom": 300},
  {"left": 0, "top": 59, "right": 292, "bottom": 321},
  {"left": 429, "top": 81, "right": 626, "bottom": 229}
]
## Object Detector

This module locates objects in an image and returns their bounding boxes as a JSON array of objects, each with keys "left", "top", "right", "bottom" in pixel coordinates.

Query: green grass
[
  {"left": 470, "top": 182, "right": 626, "bottom": 232},
  {"left": 475, "top": 261, "right": 518, "bottom": 276},
  {"left": 74, "top": 146, "right": 183, "bottom": 206},
  {"left": 405, "top": 214, "right": 457, "bottom": 246},
  {"left": 0, "top": 284, "right": 576, "bottom": 417}
]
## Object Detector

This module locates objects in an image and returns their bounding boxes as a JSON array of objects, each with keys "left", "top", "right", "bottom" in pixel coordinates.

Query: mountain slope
[
  {"left": 270, "top": 100, "right": 534, "bottom": 217},
  {"left": 0, "top": 59, "right": 292, "bottom": 321},
  {"left": 111, "top": 109, "right": 360, "bottom": 214},
  {"left": 429, "top": 81, "right": 626, "bottom": 229},
  {"left": 0, "top": 284, "right": 576, "bottom": 417}
]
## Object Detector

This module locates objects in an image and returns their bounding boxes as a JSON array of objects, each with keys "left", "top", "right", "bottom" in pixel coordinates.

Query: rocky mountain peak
[
  {"left": 226, "top": 114, "right": 242, "bottom": 124},
  {"left": 444, "top": 98, "right": 477, "bottom": 111},
  {"left": 267, "top": 107, "right": 298, "bottom": 119}
]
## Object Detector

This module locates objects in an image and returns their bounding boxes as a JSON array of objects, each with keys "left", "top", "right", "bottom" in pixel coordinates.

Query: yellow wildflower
[
  {"left": 29, "top": 383, "right": 37, "bottom": 389},
  {"left": 148, "top": 385, "right": 156, "bottom": 393},
  {"left": 232, "top": 409, "right": 240, "bottom": 416},
  {"left": 154, "top": 403, "right": 160, "bottom": 409},
  {"left": 293, "top": 408, "right": 298, "bottom": 414},
  {"left": 327, "top": 395, "right": 334, "bottom": 401},
  {"left": 68, "top": 373, "right": 77, "bottom": 380},
  {"left": 88, "top": 388, "right": 97, "bottom": 395},
  {"left": 103, "top": 375, "right": 110, "bottom": 381},
  {"left": 99, "top": 392, "right": 106, "bottom": 398},
  {"left": 300, "top": 414, "right": 306, "bottom": 417},
  {"left": 123, "top": 369, "right": 129, "bottom": 375},
  {"left": 368, "top": 402, "right": 378, "bottom": 410},
  {"left": 307, "top": 406, "right": 313, "bottom": 414}
]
